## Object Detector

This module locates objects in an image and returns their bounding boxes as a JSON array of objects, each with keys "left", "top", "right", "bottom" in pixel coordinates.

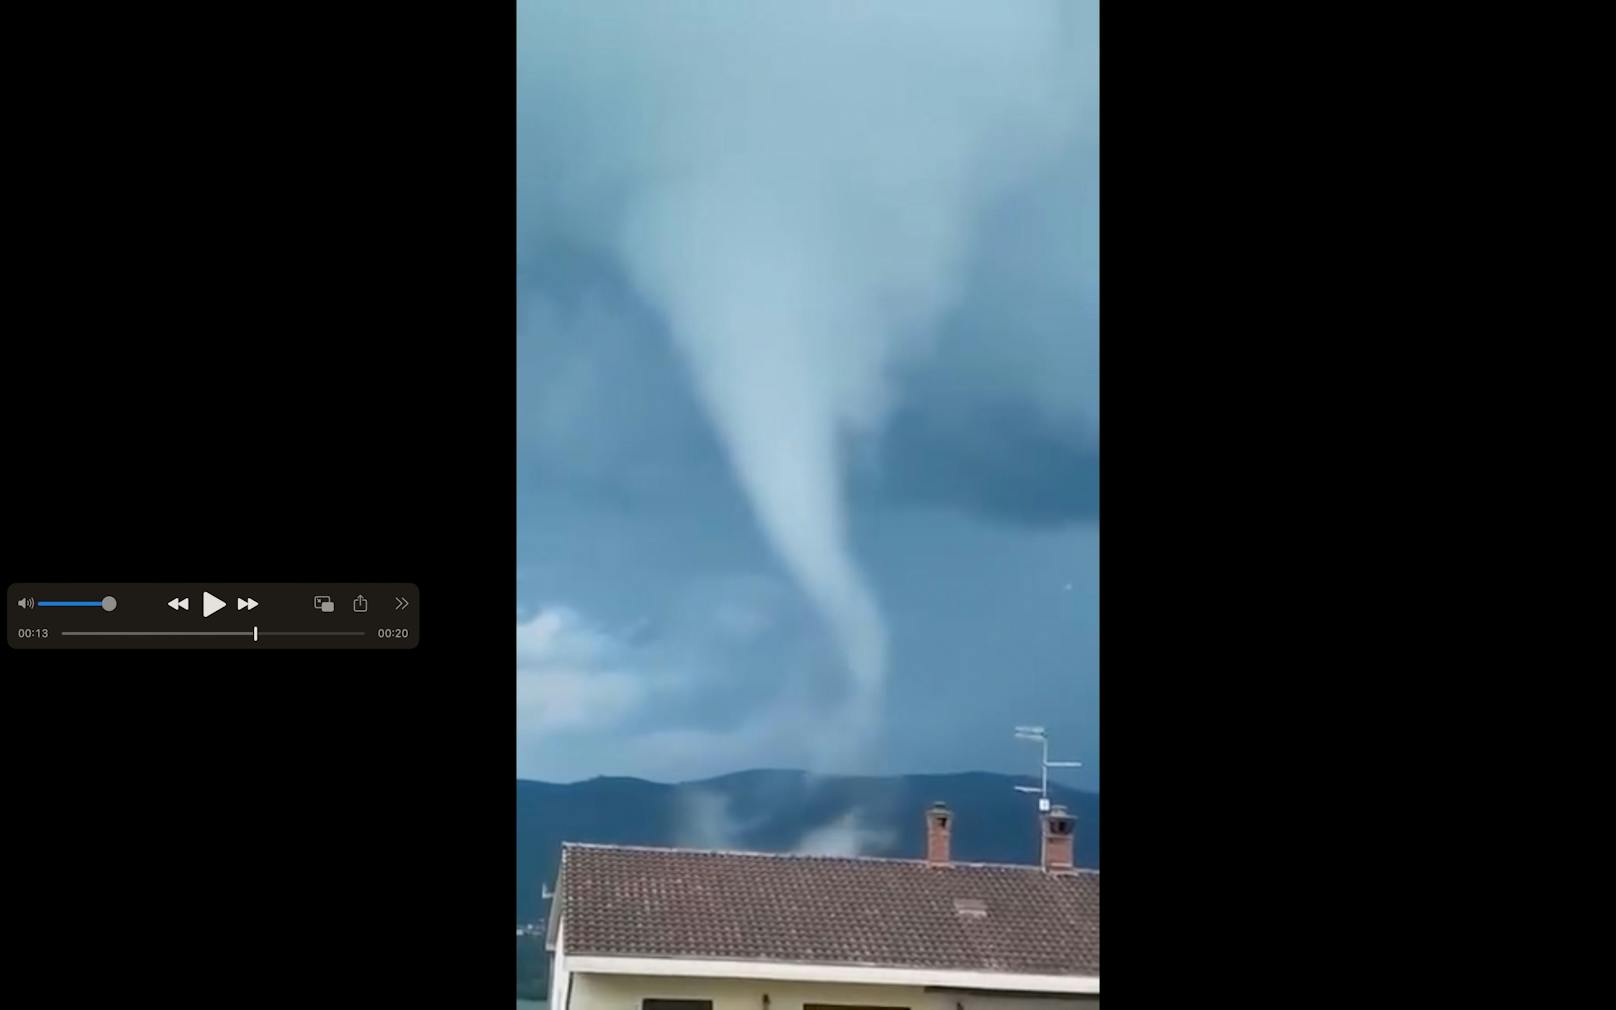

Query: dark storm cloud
[{"left": 868, "top": 401, "right": 1098, "bottom": 525}]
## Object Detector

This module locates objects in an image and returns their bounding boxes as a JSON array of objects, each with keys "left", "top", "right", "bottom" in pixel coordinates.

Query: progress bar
[
  {"left": 60, "top": 631, "right": 366, "bottom": 637},
  {"left": 62, "top": 632, "right": 248, "bottom": 636}
]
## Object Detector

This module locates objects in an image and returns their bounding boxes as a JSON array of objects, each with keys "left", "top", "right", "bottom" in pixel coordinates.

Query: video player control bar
[{"left": 8, "top": 583, "right": 419, "bottom": 650}]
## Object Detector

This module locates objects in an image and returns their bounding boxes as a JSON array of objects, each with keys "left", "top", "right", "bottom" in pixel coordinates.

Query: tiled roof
[{"left": 555, "top": 843, "right": 1098, "bottom": 978}]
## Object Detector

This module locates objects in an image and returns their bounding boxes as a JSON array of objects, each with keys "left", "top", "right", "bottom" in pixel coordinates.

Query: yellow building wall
[{"left": 568, "top": 971, "right": 1096, "bottom": 1010}]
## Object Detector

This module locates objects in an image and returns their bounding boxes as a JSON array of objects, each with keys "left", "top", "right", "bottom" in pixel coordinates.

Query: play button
[
  {"left": 237, "top": 597, "right": 258, "bottom": 611},
  {"left": 202, "top": 592, "right": 226, "bottom": 618}
]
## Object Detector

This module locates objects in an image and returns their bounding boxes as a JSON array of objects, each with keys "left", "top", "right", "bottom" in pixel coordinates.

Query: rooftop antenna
[{"left": 1013, "top": 725, "right": 1082, "bottom": 813}]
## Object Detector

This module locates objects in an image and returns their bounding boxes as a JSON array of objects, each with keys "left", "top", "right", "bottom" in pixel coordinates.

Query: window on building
[
  {"left": 643, "top": 1000, "right": 714, "bottom": 1010},
  {"left": 805, "top": 1004, "right": 912, "bottom": 1010}
]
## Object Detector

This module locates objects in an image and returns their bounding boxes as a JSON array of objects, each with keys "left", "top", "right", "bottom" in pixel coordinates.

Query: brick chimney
[
  {"left": 925, "top": 801, "right": 952, "bottom": 864},
  {"left": 1041, "top": 804, "right": 1075, "bottom": 871}
]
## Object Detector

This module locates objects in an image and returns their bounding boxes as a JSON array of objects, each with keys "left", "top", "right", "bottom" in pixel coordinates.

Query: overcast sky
[{"left": 516, "top": 0, "right": 1098, "bottom": 790}]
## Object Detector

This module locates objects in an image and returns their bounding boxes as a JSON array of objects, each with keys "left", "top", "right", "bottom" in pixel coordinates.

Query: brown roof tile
[{"left": 556, "top": 843, "right": 1098, "bottom": 977}]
